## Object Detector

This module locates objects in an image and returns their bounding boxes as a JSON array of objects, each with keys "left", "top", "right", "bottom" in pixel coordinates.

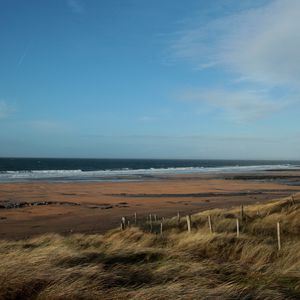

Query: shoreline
[{"left": 1, "top": 165, "right": 300, "bottom": 183}]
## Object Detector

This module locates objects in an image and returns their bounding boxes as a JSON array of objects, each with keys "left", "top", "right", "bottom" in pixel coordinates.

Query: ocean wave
[{"left": 0, "top": 164, "right": 298, "bottom": 182}]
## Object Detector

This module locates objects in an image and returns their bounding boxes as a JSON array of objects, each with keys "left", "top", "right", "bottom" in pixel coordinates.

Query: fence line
[{"left": 119, "top": 207, "right": 287, "bottom": 251}]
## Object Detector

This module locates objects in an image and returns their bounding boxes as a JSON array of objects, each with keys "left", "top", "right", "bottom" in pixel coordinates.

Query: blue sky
[{"left": 1, "top": 0, "right": 300, "bottom": 159}]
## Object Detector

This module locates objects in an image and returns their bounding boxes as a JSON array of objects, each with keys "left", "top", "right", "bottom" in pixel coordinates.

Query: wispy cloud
[
  {"left": 138, "top": 116, "right": 156, "bottom": 122},
  {"left": 29, "top": 120, "right": 66, "bottom": 132},
  {"left": 170, "top": 0, "right": 300, "bottom": 121},
  {"left": 0, "top": 101, "right": 14, "bottom": 119},
  {"left": 67, "top": 0, "right": 84, "bottom": 14},
  {"left": 81, "top": 133, "right": 281, "bottom": 143},
  {"left": 179, "top": 88, "right": 290, "bottom": 122},
  {"left": 171, "top": 0, "right": 300, "bottom": 87}
]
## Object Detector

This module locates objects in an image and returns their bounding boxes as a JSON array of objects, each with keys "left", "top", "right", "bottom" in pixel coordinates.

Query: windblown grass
[{"left": 1, "top": 194, "right": 300, "bottom": 299}]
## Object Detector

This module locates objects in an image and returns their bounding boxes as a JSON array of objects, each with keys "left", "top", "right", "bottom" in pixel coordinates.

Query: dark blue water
[
  {"left": 2, "top": 157, "right": 300, "bottom": 172},
  {"left": 0, "top": 158, "right": 299, "bottom": 182}
]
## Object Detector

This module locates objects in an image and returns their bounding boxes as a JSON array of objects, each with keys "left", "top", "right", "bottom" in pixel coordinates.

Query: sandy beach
[{"left": 0, "top": 170, "right": 300, "bottom": 239}]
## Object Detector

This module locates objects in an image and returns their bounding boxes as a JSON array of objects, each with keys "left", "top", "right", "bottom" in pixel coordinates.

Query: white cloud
[
  {"left": 171, "top": 0, "right": 300, "bottom": 87},
  {"left": 29, "top": 120, "right": 64, "bottom": 131},
  {"left": 0, "top": 101, "right": 14, "bottom": 119},
  {"left": 170, "top": 0, "right": 300, "bottom": 121},
  {"left": 81, "top": 132, "right": 282, "bottom": 143},
  {"left": 179, "top": 88, "right": 289, "bottom": 121},
  {"left": 67, "top": 0, "right": 84, "bottom": 14},
  {"left": 138, "top": 116, "right": 156, "bottom": 122}
]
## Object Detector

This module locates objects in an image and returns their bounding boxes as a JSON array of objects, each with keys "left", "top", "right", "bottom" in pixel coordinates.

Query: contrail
[{"left": 17, "top": 44, "right": 30, "bottom": 67}]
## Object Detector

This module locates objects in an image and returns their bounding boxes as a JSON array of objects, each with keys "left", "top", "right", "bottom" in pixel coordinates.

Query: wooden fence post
[
  {"left": 291, "top": 196, "right": 295, "bottom": 205},
  {"left": 154, "top": 214, "right": 157, "bottom": 222},
  {"left": 134, "top": 212, "right": 137, "bottom": 225},
  {"left": 149, "top": 214, "right": 153, "bottom": 233},
  {"left": 160, "top": 222, "right": 163, "bottom": 235},
  {"left": 177, "top": 211, "right": 180, "bottom": 223},
  {"left": 208, "top": 215, "right": 213, "bottom": 234},
  {"left": 121, "top": 217, "right": 126, "bottom": 230},
  {"left": 186, "top": 215, "right": 191, "bottom": 233},
  {"left": 277, "top": 222, "right": 281, "bottom": 251},
  {"left": 240, "top": 205, "right": 244, "bottom": 220},
  {"left": 236, "top": 218, "right": 240, "bottom": 237}
]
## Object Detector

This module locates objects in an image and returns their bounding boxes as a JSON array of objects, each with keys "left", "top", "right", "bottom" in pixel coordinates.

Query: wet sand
[{"left": 1, "top": 170, "right": 300, "bottom": 239}]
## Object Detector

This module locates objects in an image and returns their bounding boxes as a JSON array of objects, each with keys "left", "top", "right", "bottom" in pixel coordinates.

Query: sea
[{"left": 0, "top": 158, "right": 299, "bottom": 183}]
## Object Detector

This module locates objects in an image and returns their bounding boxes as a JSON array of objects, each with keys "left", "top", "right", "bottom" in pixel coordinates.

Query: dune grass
[{"left": 1, "top": 194, "right": 300, "bottom": 299}]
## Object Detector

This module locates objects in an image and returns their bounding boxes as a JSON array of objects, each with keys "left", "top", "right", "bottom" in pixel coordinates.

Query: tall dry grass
[{"left": 1, "top": 194, "right": 300, "bottom": 299}]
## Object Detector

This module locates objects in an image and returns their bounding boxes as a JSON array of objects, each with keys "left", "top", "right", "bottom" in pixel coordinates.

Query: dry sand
[{"left": 1, "top": 171, "right": 300, "bottom": 239}]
